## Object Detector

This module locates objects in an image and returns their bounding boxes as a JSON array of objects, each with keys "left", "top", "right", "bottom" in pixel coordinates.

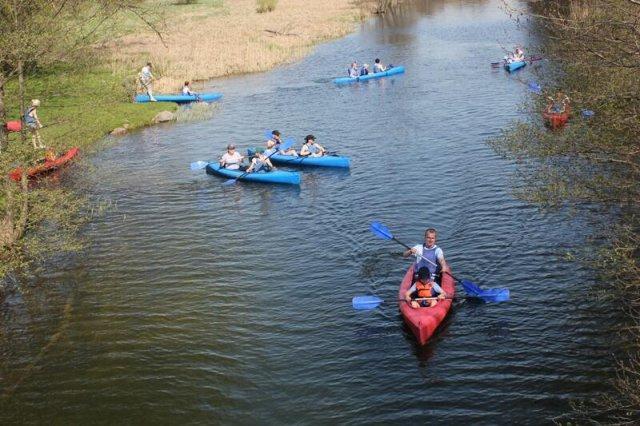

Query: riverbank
[{"left": 1, "top": 0, "right": 377, "bottom": 280}]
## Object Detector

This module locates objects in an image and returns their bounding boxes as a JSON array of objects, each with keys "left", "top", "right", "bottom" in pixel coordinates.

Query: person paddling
[
  {"left": 219, "top": 144, "right": 245, "bottom": 170},
  {"left": 545, "top": 91, "right": 570, "bottom": 114},
  {"left": 404, "top": 267, "right": 448, "bottom": 308},
  {"left": 247, "top": 152, "right": 275, "bottom": 173},
  {"left": 348, "top": 61, "right": 359, "bottom": 78},
  {"left": 139, "top": 62, "right": 157, "bottom": 102},
  {"left": 299, "top": 134, "right": 325, "bottom": 157},
  {"left": 268, "top": 130, "right": 297, "bottom": 156},
  {"left": 372, "top": 58, "right": 386, "bottom": 73},
  {"left": 24, "top": 99, "right": 45, "bottom": 149},
  {"left": 403, "top": 228, "right": 450, "bottom": 283},
  {"left": 360, "top": 63, "right": 370, "bottom": 76}
]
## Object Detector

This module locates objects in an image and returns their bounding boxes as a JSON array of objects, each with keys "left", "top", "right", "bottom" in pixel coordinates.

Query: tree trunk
[
  {"left": 18, "top": 60, "right": 26, "bottom": 142},
  {"left": 0, "top": 74, "right": 7, "bottom": 151}
]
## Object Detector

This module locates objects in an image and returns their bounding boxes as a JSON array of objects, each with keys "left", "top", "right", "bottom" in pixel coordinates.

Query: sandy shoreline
[{"left": 110, "top": 0, "right": 372, "bottom": 92}]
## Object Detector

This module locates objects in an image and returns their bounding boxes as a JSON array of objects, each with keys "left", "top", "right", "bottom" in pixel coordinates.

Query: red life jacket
[{"left": 416, "top": 281, "right": 434, "bottom": 298}]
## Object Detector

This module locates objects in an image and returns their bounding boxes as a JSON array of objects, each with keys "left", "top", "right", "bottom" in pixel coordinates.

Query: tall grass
[
  {"left": 108, "top": 0, "right": 364, "bottom": 93},
  {"left": 256, "top": 0, "right": 278, "bottom": 13}
]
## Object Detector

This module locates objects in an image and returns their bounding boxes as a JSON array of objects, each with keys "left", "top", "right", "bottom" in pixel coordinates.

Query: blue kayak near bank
[
  {"left": 247, "top": 148, "right": 350, "bottom": 168},
  {"left": 333, "top": 66, "right": 405, "bottom": 84},
  {"left": 135, "top": 92, "right": 223, "bottom": 104},
  {"left": 504, "top": 61, "right": 526, "bottom": 72},
  {"left": 205, "top": 163, "right": 301, "bottom": 185}
]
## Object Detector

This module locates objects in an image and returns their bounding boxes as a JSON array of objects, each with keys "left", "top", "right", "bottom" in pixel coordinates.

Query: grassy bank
[{"left": 1, "top": 0, "right": 376, "bottom": 280}]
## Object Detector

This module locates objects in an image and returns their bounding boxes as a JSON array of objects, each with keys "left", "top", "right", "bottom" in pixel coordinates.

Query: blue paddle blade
[
  {"left": 581, "top": 109, "right": 595, "bottom": 118},
  {"left": 461, "top": 280, "right": 510, "bottom": 303},
  {"left": 264, "top": 129, "right": 274, "bottom": 140},
  {"left": 281, "top": 138, "right": 295, "bottom": 151},
  {"left": 370, "top": 221, "right": 393, "bottom": 240},
  {"left": 352, "top": 295, "right": 383, "bottom": 310},
  {"left": 190, "top": 161, "right": 209, "bottom": 171},
  {"left": 528, "top": 81, "right": 542, "bottom": 94}
]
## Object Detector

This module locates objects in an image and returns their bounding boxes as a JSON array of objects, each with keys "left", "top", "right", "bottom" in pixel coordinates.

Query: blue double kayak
[
  {"left": 247, "top": 148, "right": 350, "bottom": 168},
  {"left": 504, "top": 61, "right": 526, "bottom": 72},
  {"left": 205, "top": 163, "right": 301, "bottom": 185},
  {"left": 135, "top": 92, "right": 223, "bottom": 104},
  {"left": 333, "top": 66, "right": 405, "bottom": 84}
]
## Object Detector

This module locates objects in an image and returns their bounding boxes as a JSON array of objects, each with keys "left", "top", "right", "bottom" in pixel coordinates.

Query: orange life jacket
[{"left": 416, "top": 281, "right": 434, "bottom": 298}]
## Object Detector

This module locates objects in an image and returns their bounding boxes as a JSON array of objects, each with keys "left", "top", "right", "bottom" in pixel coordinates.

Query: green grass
[
  {"left": 256, "top": 0, "right": 278, "bottom": 13},
  {"left": 3, "top": 65, "right": 171, "bottom": 157}
]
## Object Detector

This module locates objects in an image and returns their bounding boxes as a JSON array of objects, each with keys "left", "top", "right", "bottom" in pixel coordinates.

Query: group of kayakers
[
  {"left": 347, "top": 58, "right": 389, "bottom": 78},
  {"left": 219, "top": 130, "right": 327, "bottom": 173},
  {"left": 402, "top": 228, "right": 451, "bottom": 309}
]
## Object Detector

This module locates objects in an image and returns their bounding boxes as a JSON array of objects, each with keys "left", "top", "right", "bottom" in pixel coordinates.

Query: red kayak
[
  {"left": 398, "top": 265, "right": 456, "bottom": 345},
  {"left": 9, "top": 147, "right": 79, "bottom": 182},
  {"left": 542, "top": 105, "right": 571, "bottom": 130}
]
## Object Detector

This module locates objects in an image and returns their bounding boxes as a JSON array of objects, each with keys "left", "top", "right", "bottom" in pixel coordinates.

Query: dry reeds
[
  {"left": 107, "top": 0, "right": 366, "bottom": 92},
  {"left": 256, "top": 0, "right": 278, "bottom": 13}
]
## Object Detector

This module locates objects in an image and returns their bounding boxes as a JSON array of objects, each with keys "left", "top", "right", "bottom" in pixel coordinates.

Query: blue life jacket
[
  {"left": 415, "top": 245, "right": 439, "bottom": 279},
  {"left": 23, "top": 107, "right": 36, "bottom": 126}
]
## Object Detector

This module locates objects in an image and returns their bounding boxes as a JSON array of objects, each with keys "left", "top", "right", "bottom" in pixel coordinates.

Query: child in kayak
[
  {"left": 404, "top": 267, "right": 448, "bottom": 308},
  {"left": 299, "top": 134, "right": 326, "bottom": 157},
  {"left": 247, "top": 152, "right": 275, "bottom": 173},
  {"left": 360, "top": 63, "right": 370, "bottom": 76},
  {"left": 219, "top": 144, "right": 245, "bottom": 170}
]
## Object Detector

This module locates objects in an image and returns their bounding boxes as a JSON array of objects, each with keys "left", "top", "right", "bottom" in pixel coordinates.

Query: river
[{"left": 0, "top": 0, "right": 622, "bottom": 424}]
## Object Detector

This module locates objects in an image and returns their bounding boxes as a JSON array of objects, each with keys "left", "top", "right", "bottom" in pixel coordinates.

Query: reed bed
[{"left": 108, "top": 0, "right": 368, "bottom": 93}]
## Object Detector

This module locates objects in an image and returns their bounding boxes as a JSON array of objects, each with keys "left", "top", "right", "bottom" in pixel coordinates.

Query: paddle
[
  {"left": 368, "top": 221, "right": 510, "bottom": 302},
  {"left": 352, "top": 295, "right": 473, "bottom": 310},
  {"left": 491, "top": 55, "right": 543, "bottom": 67},
  {"left": 222, "top": 138, "right": 295, "bottom": 186}
]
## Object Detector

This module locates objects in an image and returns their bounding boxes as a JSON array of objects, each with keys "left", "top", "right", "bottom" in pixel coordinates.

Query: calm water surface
[{"left": 1, "top": 1, "right": 622, "bottom": 423}]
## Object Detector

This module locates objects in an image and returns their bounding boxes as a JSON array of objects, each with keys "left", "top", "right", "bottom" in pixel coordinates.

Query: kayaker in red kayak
[
  {"left": 545, "top": 91, "right": 571, "bottom": 114},
  {"left": 300, "top": 134, "right": 326, "bottom": 157},
  {"left": 404, "top": 267, "right": 449, "bottom": 308},
  {"left": 403, "top": 228, "right": 450, "bottom": 283}
]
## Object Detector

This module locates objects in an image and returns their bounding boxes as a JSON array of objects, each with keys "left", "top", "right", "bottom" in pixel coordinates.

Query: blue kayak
[
  {"left": 135, "top": 92, "right": 223, "bottom": 104},
  {"left": 247, "top": 148, "right": 350, "bottom": 168},
  {"left": 504, "top": 61, "right": 526, "bottom": 72},
  {"left": 205, "top": 163, "right": 301, "bottom": 185},
  {"left": 333, "top": 66, "right": 405, "bottom": 84}
]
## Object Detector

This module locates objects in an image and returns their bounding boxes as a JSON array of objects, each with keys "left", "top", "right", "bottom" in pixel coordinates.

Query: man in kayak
[
  {"left": 219, "top": 144, "right": 245, "bottom": 170},
  {"left": 404, "top": 267, "right": 448, "bottom": 308},
  {"left": 372, "top": 58, "right": 386, "bottom": 73},
  {"left": 268, "top": 130, "right": 297, "bottom": 156},
  {"left": 138, "top": 62, "right": 157, "bottom": 102},
  {"left": 247, "top": 151, "right": 275, "bottom": 173},
  {"left": 348, "top": 61, "right": 359, "bottom": 78},
  {"left": 360, "top": 63, "right": 370, "bottom": 76},
  {"left": 299, "top": 134, "right": 326, "bottom": 157},
  {"left": 403, "top": 228, "right": 450, "bottom": 283},
  {"left": 506, "top": 46, "right": 525, "bottom": 63}
]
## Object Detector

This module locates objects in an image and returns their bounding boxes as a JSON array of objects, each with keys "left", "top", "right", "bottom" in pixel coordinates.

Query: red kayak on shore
[
  {"left": 9, "top": 147, "right": 79, "bottom": 182},
  {"left": 543, "top": 105, "right": 571, "bottom": 130},
  {"left": 397, "top": 265, "right": 456, "bottom": 345}
]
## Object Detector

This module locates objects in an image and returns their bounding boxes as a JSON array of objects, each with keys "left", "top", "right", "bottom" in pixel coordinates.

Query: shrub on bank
[{"left": 256, "top": 0, "right": 278, "bottom": 13}]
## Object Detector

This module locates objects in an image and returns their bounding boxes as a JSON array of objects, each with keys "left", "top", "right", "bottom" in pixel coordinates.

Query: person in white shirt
[
  {"left": 182, "top": 81, "right": 194, "bottom": 96},
  {"left": 299, "top": 134, "right": 326, "bottom": 157},
  {"left": 139, "top": 62, "right": 157, "bottom": 102},
  {"left": 219, "top": 144, "right": 244, "bottom": 170},
  {"left": 403, "top": 228, "right": 450, "bottom": 282}
]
